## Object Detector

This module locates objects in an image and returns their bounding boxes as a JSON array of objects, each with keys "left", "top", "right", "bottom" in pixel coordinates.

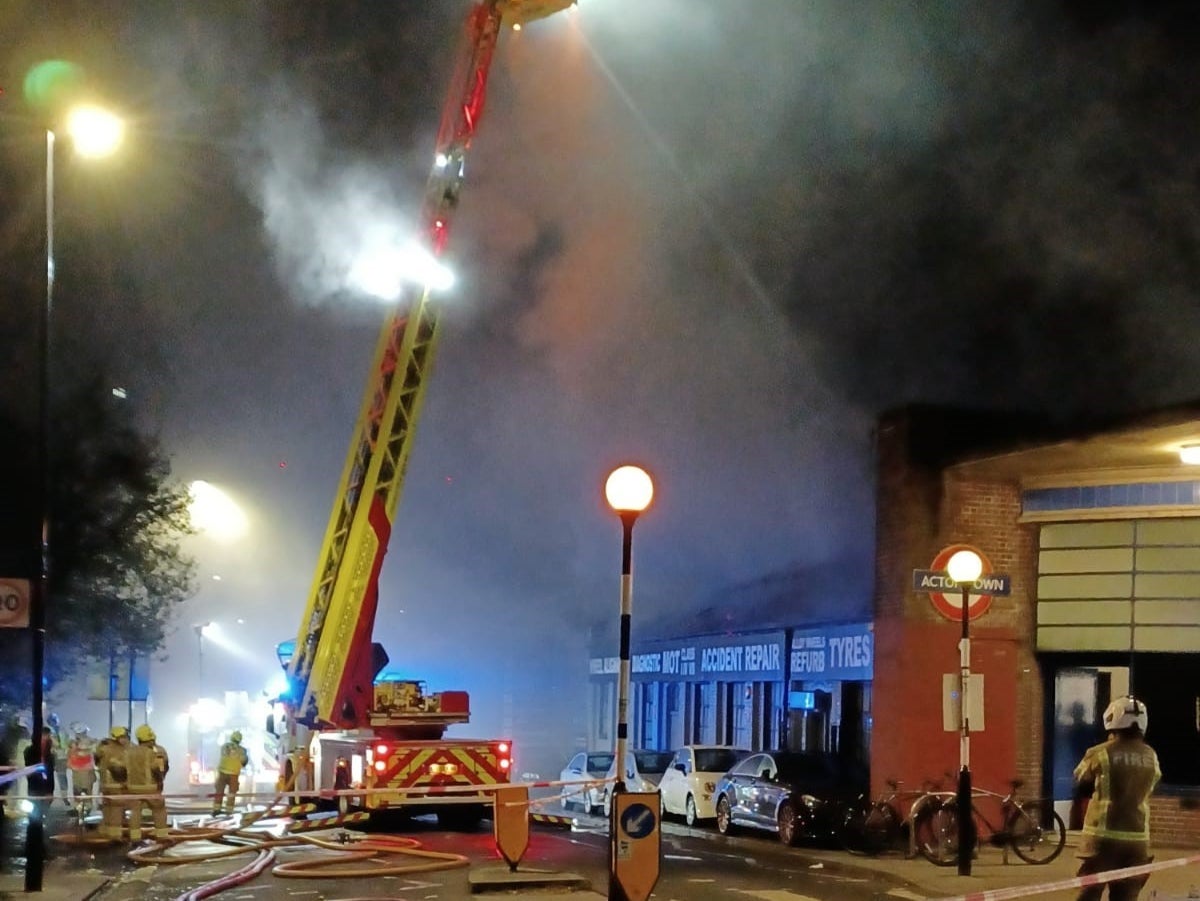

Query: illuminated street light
[
  {"left": 188, "top": 480, "right": 249, "bottom": 543},
  {"left": 946, "top": 547, "right": 983, "bottom": 876},
  {"left": 28, "top": 101, "right": 124, "bottom": 892},
  {"left": 65, "top": 105, "right": 125, "bottom": 158},
  {"left": 603, "top": 464, "right": 654, "bottom": 901}
]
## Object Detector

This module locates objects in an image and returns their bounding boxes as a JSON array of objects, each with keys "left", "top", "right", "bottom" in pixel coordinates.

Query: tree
[{"left": 0, "top": 375, "right": 196, "bottom": 708}]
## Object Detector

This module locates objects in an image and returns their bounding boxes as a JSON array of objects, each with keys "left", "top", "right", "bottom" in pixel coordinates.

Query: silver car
[
  {"left": 558, "top": 751, "right": 614, "bottom": 812},
  {"left": 596, "top": 750, "right": 673, "bottom": 817}
]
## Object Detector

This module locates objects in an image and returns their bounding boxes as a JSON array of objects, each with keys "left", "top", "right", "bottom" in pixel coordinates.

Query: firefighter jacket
[
  {"left": 153, "top": 743, "right": 170, "bottom": 788},
  {"left": 218, "top": 741, "right": 249, "bottom": 776},
  {"left": 1074, "top": 734, "right": 1161, "bottom": 853},
  {"left": 125, "top": 742, "right": 159, "bottom": 793},
  {"left": 67, "top": 737, "right": 97, "bottom": 773},
  {"left": 95, "top": 738, "right": 129, "bottom": 790}
]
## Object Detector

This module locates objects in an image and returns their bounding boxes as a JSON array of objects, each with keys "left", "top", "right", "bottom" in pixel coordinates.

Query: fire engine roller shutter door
[{"left": 1037, "top": 519, "right": 1200, "bottom": 652}]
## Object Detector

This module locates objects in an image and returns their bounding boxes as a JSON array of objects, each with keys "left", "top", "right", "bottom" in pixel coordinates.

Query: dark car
[{"left": 713, "top": 751, "right": 866, "bottom": 845}]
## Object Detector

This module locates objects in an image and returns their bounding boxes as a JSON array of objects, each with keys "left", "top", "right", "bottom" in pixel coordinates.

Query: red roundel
[{"left": 928, "top": 544, "right": 995, "bottom": 622}]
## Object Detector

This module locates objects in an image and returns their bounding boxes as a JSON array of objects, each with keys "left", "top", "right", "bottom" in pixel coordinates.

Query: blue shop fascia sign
[{"left": 589, "top": 622, "right": 873, "bottom": 684}]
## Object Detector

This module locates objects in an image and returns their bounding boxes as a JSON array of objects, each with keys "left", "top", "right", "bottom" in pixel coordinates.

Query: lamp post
[
  {"left": 195, "top": 622, "right": 213, "bottom": 684},
  {"left": 946, "top": 548, "right": 983, "bottom": 876},
  {"left": 27, "top": 103, "right": 124, "bottom": 893},
  {"left": 603, "top": 464, "right": 653, "bottom": 901}
]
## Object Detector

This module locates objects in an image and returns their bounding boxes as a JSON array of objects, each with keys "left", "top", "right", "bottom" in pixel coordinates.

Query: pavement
[
  {"left": 796, "top": 834, "right": 1200, "bottom": 901},
  {"left": 4, "top": 814, "right": 1200, "bottom": 901}
]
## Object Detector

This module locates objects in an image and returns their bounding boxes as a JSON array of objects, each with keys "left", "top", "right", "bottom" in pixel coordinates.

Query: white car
[
  {"left": 558, "top": 751, "right": 615, "bottom": 812},
  {"left": 595, "top": 749, "right": 674, "bottom": 817},
  {"left": 659, "top": 745, "right": 750, "bottom": 826}
]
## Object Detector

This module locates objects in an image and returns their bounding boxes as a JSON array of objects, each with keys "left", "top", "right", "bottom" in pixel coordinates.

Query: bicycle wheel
[
  {"left": 863, "top": 802, "right": 902, "bottom": 856},
  {"left": 840, "top": 803, "right": 870, "bottom": 855},
  {"left": 1007, "top": 800, "right": 1066, "bottom": 864},
  {"left": 914, "top": 798, "right": 959, "bottom": 866}
]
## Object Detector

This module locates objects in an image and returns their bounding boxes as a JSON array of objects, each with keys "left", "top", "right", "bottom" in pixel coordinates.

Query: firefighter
[
  {"left": 67, "top": 724, "right": 97, "bottom": 815},
  {"left": 11, "top": 716, "right": 31, "bottom": 804},
  {"left": 127, "top": 725, "right": 169, "bottom": 840},
  {"left": 212, "top": 730, "right": 249, "bottom": 816},
  {"left": 95, "top": 726, "right": 130, "bottom": 840},
  {"left": 24, "top": 727, "right": 55, "bottom": 805},
  {"left": 1073, "top": 696, "right": 1161, "bottom": 901},
  {"left": 47, "top": 713, "right": 70, "bottom": 806}
]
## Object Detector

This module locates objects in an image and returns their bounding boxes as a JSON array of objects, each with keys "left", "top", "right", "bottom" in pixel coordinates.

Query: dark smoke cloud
[{"left": 610, "top": 1, "right": 1200, "bottom": 422}]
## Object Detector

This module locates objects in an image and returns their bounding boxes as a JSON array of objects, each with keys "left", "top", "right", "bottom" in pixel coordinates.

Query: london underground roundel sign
[{"left": 926, "top": 544, "right": 995, "bottom": 622}]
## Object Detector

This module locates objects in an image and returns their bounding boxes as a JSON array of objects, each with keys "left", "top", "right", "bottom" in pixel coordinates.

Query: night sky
[{"left": 2, "top": 0, "right": 1199, "bottom": 779}]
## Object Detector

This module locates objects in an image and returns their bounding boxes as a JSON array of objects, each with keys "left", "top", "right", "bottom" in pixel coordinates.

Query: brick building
[{"left": 872, "top": 404, "right": 1200, "bottom": 846}]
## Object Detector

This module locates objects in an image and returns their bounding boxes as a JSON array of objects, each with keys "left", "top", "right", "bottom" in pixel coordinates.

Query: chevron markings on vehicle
[{"left": 375, "top": 744, "right": 504, "bottom": 791}]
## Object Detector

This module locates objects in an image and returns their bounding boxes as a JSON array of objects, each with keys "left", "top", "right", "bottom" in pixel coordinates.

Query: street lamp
[
  {"left": 603, "top": 464, "right": 653, "bottom": 901},
  {"left": 946, "top": 547, "right": 983, "bottom": 876},
  {"left": 28, "top": 103, "right": 124, "bottom": 892},
  {"left": 194, "top": 622, "right": 214, "bottom": 684}
]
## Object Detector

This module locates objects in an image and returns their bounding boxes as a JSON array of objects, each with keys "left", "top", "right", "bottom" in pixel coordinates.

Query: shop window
[
  {"left": 733, "top": 683, "right": 754, "bottom": 749},
  {"left": 594, "top": 682, "right": 612, "bottom": 742},
  {"left": 699, "top": 682, "right": 716, "bottom": 744},
  {"left": 1134, "top": 654, "right": 1200, "bottom": 787}
]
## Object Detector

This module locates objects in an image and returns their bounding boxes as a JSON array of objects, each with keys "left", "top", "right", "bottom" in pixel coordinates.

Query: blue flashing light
[
  {"left": 276, "top": 640, "right": 296, "bottom": 668},
  {"left": 375, "top": 672, "right": 422, "bottom": 684}
]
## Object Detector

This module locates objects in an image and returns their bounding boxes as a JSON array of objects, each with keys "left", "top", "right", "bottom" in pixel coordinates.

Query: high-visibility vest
[
  {"left": 68, "top": 737, "right": 96, "bottom": 771},
  {"left": 1075, "top": 735, "right": 1161, "bottom": 844},
  {"left": 218, "top": 742, "right": 249, "bottom": 776}
]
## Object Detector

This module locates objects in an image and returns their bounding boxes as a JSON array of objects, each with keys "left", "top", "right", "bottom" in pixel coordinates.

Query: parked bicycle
[
  {"left": 841, "top": 777, "right": 946, "bottom": 857},
  {"left": 912, "top": 779, "right": 1066, "bottom": 866}
]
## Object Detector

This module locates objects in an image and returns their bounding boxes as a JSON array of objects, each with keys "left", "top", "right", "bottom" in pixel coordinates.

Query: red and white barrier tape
[
  {"left": 935, "top": 853, "right": 1200, "bottom": 901},
  {"left": 1, "top": 774, "right": 615, "bottom": 806}
]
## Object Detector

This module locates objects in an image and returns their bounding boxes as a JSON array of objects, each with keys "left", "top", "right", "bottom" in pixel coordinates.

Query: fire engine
[{"left": 271, "top": 0, "right": 575, "bottom": 827}]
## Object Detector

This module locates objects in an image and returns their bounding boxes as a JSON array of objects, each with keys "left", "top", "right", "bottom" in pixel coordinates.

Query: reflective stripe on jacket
[
  {"left": 1074, "top": 735, "right": 1161, "bottom": 845},
  {"left": 218, "top": 742, "right": 249, "bottom": 776}
]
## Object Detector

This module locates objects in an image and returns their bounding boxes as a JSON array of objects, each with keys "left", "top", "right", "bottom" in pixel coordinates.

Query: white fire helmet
[{"left": 1102, "top": 696, "right": 1148, "bottom": 734}]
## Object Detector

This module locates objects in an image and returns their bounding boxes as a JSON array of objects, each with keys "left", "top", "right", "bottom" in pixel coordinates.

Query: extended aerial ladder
[{"left": 279, "top": 0, "right": 576, "bottom": 755}]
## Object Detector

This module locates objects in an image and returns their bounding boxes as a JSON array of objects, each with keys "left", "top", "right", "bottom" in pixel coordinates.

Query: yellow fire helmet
[
  {"left": 135, "top": 724, "right": 156, "bottom": 743},
  {"left": 111, "top": 726, "right": 129, "bottom": 739},
  {"left": 230, "top": 730, "right": 243, "bottom": 743}
]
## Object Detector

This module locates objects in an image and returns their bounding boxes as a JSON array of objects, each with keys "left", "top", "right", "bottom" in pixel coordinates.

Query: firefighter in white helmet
[
  {"left": 1072, "top": 695, "right": 1161, "bottom": 901},
  {"left": 66, "top": 724, "right": 97, "bottom": 816},
  {"left": 94, "top": 726, "right": 130, "bottom": 840},
  {"left": 212, "top": 730, "right": 249, "bottom": 816}
]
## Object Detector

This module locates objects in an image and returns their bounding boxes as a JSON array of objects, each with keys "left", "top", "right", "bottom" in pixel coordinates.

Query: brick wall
[
  {"left": 1151, "top": 796, "right": 1200, "bottom": 847},
  {"left": 873, "top": 408, "right": 1047, "bottom": 804},
  {"left": 874, "top": 407, "right": 1200, "bottom": 847},
  {"left": 944, "top": 472, "right": 1044, "bottom": 794}
]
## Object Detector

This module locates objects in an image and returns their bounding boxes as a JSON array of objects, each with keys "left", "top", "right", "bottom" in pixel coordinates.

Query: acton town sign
[{"left": 912, "top": 543, "right": 1012, "bottom": 621}]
